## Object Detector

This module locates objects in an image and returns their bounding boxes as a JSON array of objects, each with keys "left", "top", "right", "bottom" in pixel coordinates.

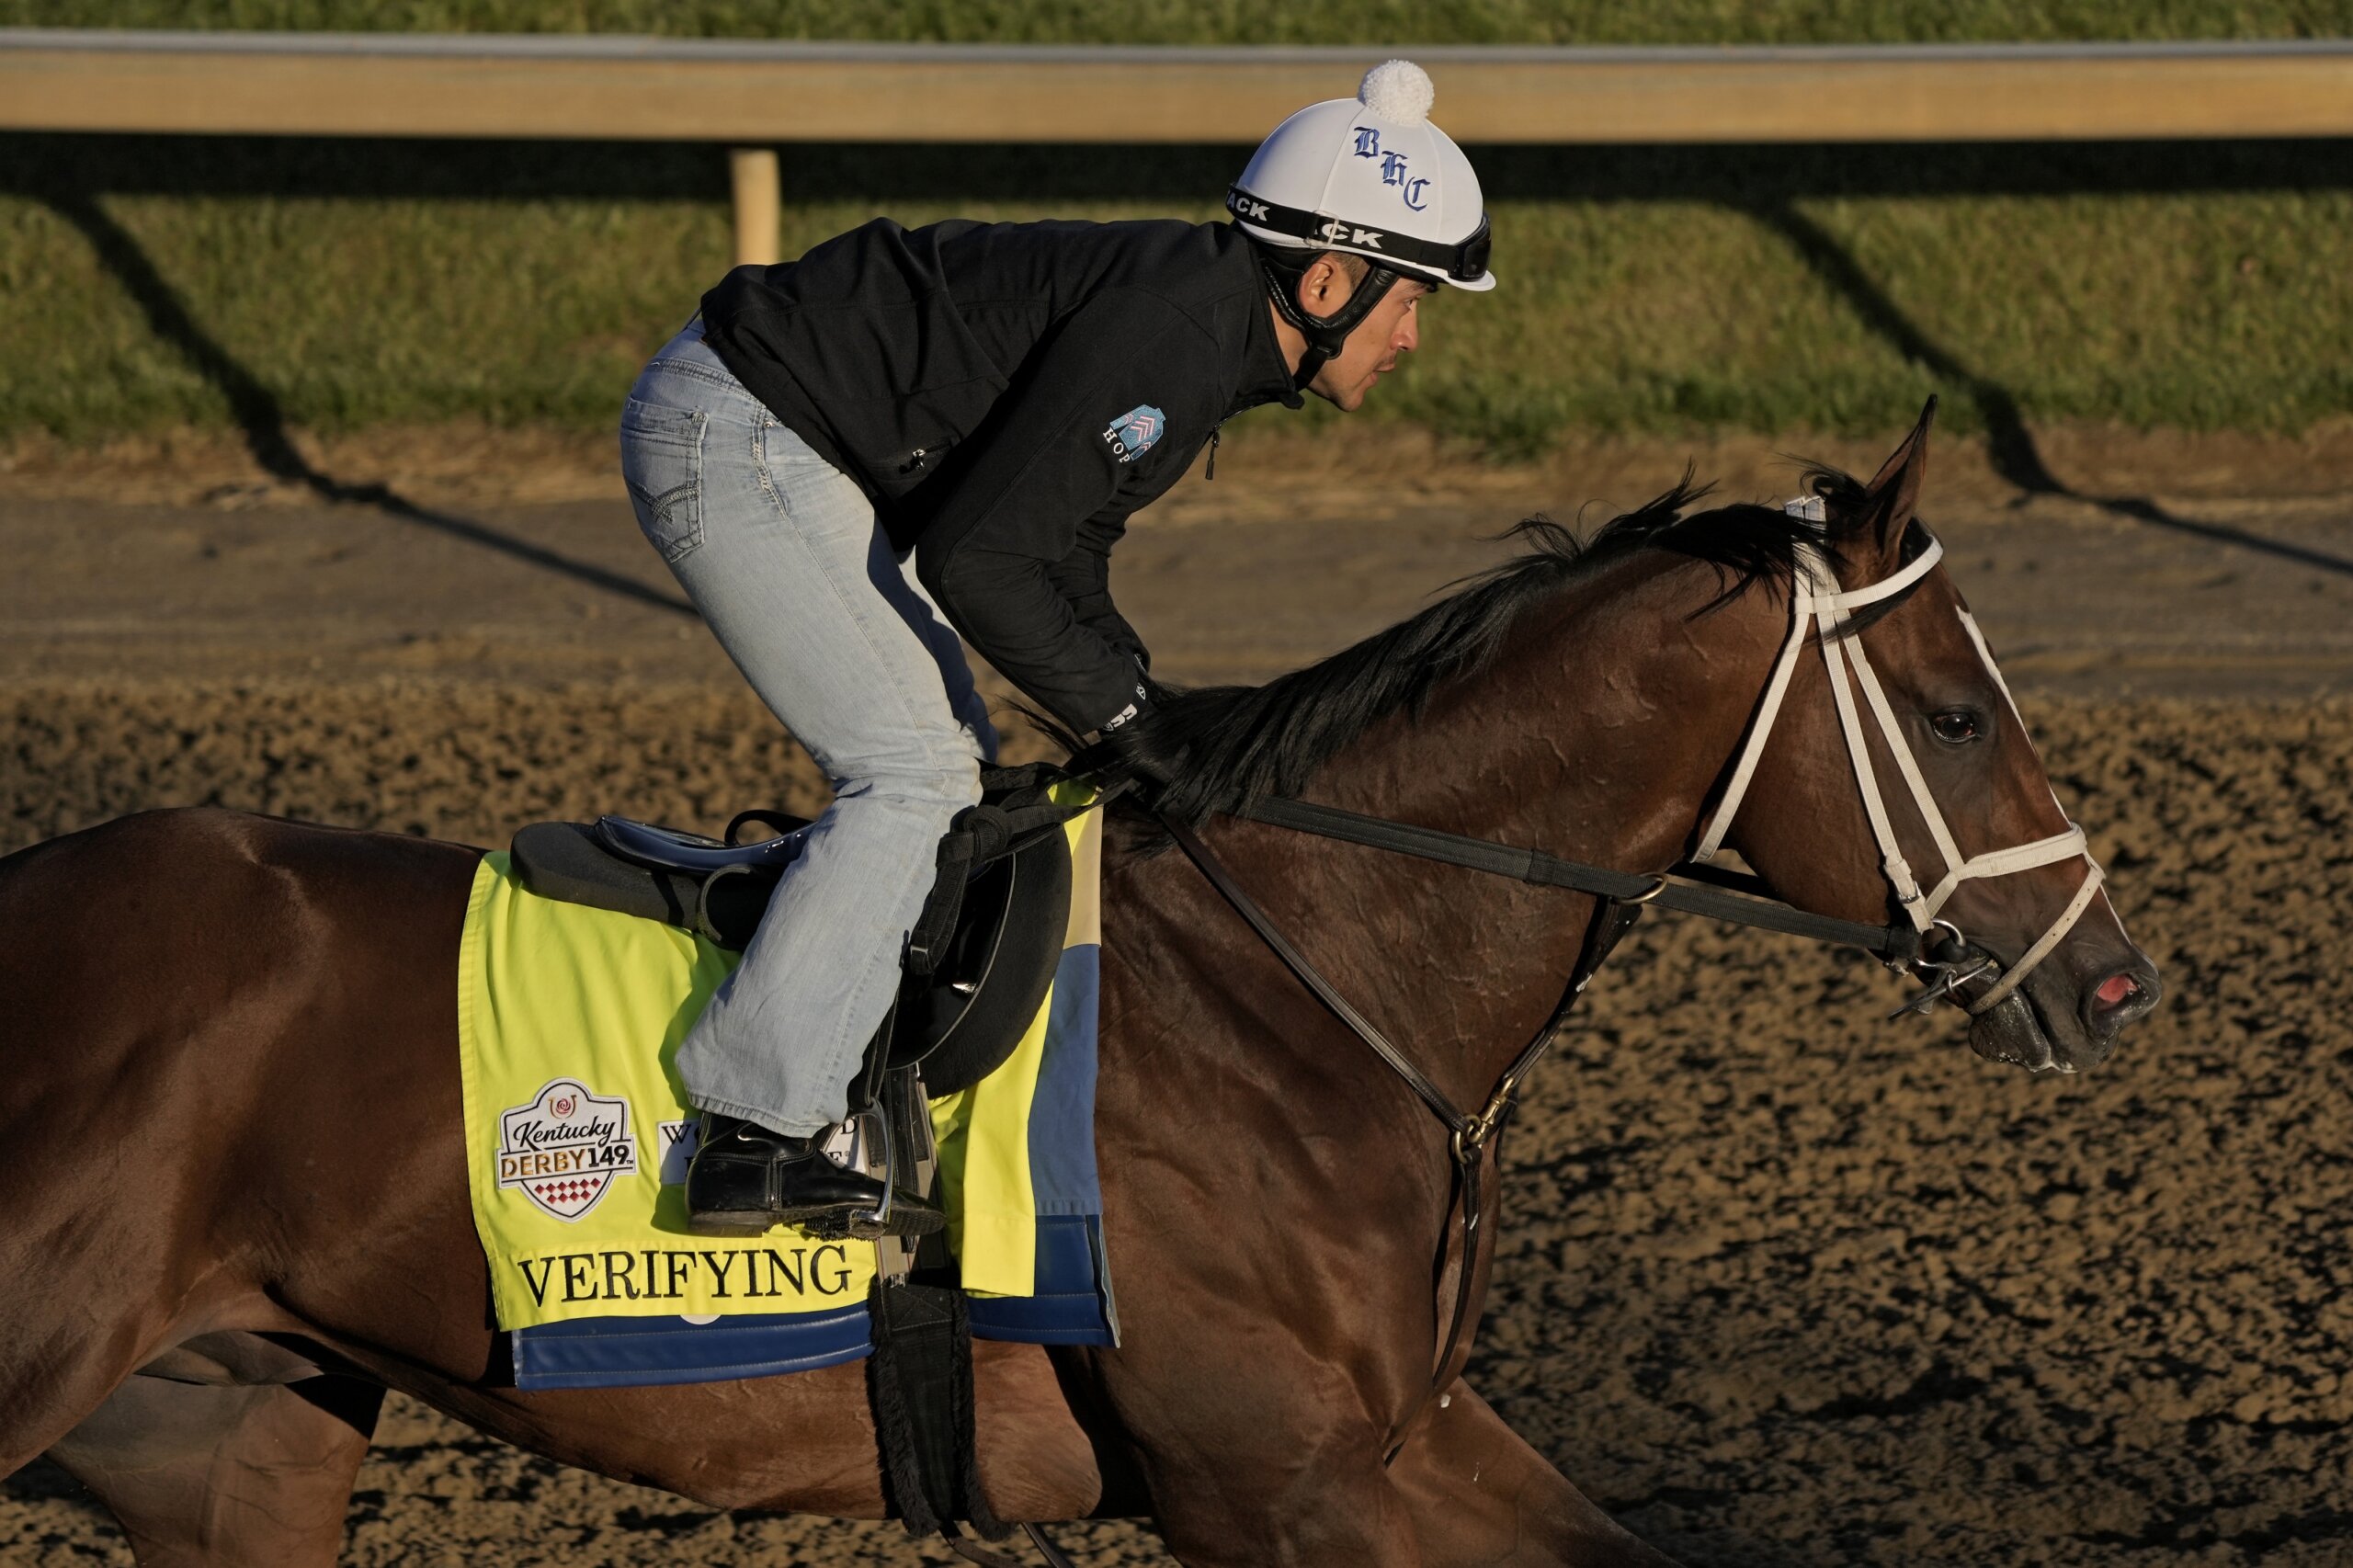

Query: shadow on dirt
[
  {"left": 1, "top": 1457, "right": 112, "bottom": 1519},
  {"left": 27, "top": 185, "right": 695, "bottom": 618}
]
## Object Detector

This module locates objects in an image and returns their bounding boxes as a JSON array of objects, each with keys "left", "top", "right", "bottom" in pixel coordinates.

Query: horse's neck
[
  {"left": 1324, "top": 554, "right": 1756, "bottom": 871},
  {"left": 1251, "top": 554, "right": 1772, "bottom": 1100}
]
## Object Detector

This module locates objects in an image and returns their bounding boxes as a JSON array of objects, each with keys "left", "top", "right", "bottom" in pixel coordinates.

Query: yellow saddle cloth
[{"left": 456, "top": 802, "right": 1101, "bottom": 1337}]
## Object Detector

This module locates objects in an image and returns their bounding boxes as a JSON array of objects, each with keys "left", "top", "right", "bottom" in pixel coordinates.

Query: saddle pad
[{"left": 457, "top": 790, "right": 1115, "bottom": 1387}]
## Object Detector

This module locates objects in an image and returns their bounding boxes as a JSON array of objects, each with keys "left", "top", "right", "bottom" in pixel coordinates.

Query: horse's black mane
[{"left": 1125, "top": 462, "right": 1893, "bottom": 826}]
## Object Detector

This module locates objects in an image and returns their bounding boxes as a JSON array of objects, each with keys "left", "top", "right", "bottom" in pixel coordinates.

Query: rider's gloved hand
[{"left": 1068, "top": 696, "right": 1176, "bottom": 805}]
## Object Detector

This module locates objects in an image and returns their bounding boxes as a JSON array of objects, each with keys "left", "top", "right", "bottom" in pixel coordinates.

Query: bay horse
[{"left": 0, "top": 408, "right": 2157, "bottom": 1566}]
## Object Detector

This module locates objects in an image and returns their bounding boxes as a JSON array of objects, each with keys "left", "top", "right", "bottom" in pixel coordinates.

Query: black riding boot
[{"left": 684, "top": 1114, "right": 944, "bottom": 1239}]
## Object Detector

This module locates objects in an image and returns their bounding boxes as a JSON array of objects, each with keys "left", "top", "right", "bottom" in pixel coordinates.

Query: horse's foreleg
[
  {"left": 1083, "top": 1345, "right": 1427, "bottom": 1568},
  {"left": 1388, "top": 1382, "right": 1682, "bottom": 1568},
  {"left": 46, "top": 1374, "right": 383, "bottom": 1568}
]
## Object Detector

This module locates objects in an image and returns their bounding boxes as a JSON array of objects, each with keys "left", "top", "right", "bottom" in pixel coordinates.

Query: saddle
[
  {"left": 506, "top": 761, "right": 1103, "bottom": 1551},
  {"left": 507, "top": 763, "right": 1082, "bottom": 1096}
]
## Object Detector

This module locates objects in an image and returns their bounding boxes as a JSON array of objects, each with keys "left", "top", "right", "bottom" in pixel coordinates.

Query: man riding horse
[{"left": 620, "top": 60, "right": 1496, "bottom": 1238}]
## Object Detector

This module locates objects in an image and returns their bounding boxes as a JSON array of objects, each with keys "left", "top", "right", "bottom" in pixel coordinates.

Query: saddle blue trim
[
  {"left": 593, "top": 814, "right": 813, "bottom": 875},
  {"left": 506, "top": 1215, "right": 1114, "bottom": 1387},
  {"left": 511, "top": 1302, "right": 871, "bottom": 1390},
  {"left": 964, "top": 1216, "right": 1119, "bottom": 1346}
]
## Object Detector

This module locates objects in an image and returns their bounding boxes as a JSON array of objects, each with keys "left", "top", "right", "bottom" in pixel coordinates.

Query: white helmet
[{"left": 1228, "top": 59, "right": 1495, "bottom": 295}]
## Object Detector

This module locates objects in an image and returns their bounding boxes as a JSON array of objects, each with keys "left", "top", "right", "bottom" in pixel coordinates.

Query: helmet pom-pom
[{"left": 1358, "top": 59, "right": 1435, "bottom": 127}]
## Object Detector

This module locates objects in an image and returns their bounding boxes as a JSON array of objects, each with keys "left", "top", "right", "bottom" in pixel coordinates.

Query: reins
[
  {"left": 1158, "top": 801, "right": 1914, "bottom": 1459},
  {"left": 1232, "top": 794, "right": 1923, "bottom": 962},
  {"left": 1160, "top": 814, "right": 1600, "bottom": 1460},
  {"left": 1145, "top": 508, "right": 2109, "bottom": 1466}
]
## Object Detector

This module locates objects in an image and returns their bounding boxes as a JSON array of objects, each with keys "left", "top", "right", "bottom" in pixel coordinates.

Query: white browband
[{"left": 1693, "top": 514, "right": 2103, "bottom": 1016}]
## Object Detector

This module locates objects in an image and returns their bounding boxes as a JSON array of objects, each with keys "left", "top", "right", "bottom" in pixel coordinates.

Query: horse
[{"left": 0, "top": 406, "right": 2158, "bottom": 1566}]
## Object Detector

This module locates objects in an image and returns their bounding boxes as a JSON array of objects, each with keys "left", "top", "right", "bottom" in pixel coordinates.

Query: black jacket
[{"left": 699, "top": 218, "right": 1298, "bottom": 733}]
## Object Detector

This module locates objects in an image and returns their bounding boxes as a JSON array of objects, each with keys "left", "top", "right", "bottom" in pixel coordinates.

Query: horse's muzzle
[
  {"left": 1967, "top": 994, "right": 2063, "bottom": 1073},
  {"left": 1965, "top": 949, "right": 2162, "bottom": 1074}
]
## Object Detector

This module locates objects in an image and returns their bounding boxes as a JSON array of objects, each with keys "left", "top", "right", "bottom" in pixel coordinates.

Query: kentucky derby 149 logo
[{"left": 496, "top": 1078, "right": 638, "bottom": 1221}]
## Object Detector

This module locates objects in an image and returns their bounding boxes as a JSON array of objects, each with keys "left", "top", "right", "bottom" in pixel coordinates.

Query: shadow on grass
[
  {"left": 35, "top": 187, "right": 696, "bottom": 618},
  {"left": 11, "top": 133, "right": 2353, "bottom": 584},
  {"left": 1751, "top": 200, "right": 2353, "bottom": 579}
]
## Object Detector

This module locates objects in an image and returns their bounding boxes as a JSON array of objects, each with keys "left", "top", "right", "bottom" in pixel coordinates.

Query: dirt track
[{"left": 2, "top": 432, "right": 2350, "bottom": 1565}]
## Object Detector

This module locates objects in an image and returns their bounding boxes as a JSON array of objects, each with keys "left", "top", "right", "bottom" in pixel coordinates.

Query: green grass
[
  {"left": 6, "top": 0, "right": 2351, "bottom": 42},
  {"left": 6, "top": 135, "right": 2347, "bottom": 454}
]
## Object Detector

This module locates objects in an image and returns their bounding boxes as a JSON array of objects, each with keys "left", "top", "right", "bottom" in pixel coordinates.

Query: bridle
[
  {"left": 1692, "top": 499, "right": 2106, "bottom": 1017},
  {"left": 1143, "top": 498, "right": 2109, "bottom": 1465}
]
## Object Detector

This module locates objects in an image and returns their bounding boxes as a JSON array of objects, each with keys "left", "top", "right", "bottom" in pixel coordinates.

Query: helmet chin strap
[{"left": 1256, "top": 248, "right": 1403, "bottom": 392}]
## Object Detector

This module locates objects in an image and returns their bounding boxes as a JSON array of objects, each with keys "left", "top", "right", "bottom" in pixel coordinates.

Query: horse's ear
[{"left": 1856, "top": 395, "right": 1937, "bottom": 558}]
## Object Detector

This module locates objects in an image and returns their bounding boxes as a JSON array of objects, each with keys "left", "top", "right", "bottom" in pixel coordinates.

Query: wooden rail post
[
  {"left": 729, "top": 146, "right": 779, "bottom": 267},
  {"left": 8, "top": 35, "right": 2353, "bottom": 145}
]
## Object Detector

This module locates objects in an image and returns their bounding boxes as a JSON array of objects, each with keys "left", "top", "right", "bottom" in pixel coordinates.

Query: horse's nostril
[{"left": 2086, "top": 963, "right": 2162, "bottom": 1040}]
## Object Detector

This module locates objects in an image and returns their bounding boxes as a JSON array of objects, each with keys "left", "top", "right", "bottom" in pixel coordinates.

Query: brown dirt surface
[
  {"left": 3, "top": 420, "right": 2348, "bottom": 702},
  {"left": 2, "top": 430, "right": 2349, "bottom": 1566}
]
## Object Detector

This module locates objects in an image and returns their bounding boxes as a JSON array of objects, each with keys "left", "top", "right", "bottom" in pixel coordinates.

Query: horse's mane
[{"left": 1128, "top": 462, "right": 1887, "bottom": 825}]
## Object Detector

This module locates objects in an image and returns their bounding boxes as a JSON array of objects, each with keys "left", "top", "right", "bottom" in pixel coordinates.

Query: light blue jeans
[{"left": 619, "top": 321, "right": 996, "bottom": 1135}]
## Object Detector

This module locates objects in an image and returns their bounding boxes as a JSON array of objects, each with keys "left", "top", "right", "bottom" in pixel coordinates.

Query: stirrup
[{"left": 847, "top": 1100, "right": 900, "bottom": 1242}]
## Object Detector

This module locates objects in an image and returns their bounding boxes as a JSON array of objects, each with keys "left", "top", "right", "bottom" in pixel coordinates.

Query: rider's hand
[{"left": 1069, "top": 705, "right": 1175, "bottom": 803}]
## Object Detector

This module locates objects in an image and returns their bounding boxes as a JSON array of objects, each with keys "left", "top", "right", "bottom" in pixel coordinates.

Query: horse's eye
[{"left": 1929, "top": 709, "right": 1983, "bottom": 744}]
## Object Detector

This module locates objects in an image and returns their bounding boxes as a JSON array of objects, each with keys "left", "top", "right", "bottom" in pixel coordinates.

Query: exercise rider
[{"left": 617, "top": 60, "right": 1495, "bottom": 1239}]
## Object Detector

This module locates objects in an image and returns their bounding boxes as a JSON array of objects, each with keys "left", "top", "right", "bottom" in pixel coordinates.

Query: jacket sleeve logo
[
  {"left": 497, "top": 1077, "right": 638, "bottom": 1221},
  {"left": 1102, "top": 404, "right": 1166, "bottom": 463}
]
